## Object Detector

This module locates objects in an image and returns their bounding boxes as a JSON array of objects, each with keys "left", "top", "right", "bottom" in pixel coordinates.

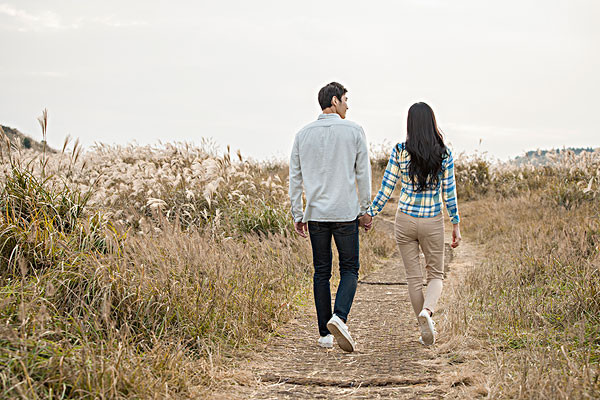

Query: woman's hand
[{"left": 451, "top": 224, "right": 461, "bottom": 248}]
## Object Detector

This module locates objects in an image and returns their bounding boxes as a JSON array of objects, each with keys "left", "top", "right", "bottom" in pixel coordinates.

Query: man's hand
[
  {"left": 294, "top": 221, "right": 308, "bottom": 238},
  {"left": 359, "top": 214, "right": 373, "bottom": 232},
  {"left": 451, "top": 224, "right": 462, "bottom": 248}
]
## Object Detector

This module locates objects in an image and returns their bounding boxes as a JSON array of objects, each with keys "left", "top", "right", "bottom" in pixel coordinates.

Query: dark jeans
[{"left": 308, "top": 219, "right": 360, "bottom": 337}]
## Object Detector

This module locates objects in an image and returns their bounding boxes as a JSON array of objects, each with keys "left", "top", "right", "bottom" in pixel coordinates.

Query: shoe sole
[
  {"left": 327, "top": 319, "right": 355, "bottom": 352},
  {"left": 418, "top": 313, "right": 435, "bottom": 345},
  {"left": 318, "top": 342, "right": 333, "bottom": 348}
]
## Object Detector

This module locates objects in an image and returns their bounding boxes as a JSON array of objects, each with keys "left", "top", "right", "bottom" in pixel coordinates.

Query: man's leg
[
  {"left": 308, "top": 221, "right": 334, "bottom": 337},
  {"left": 331, "top": 219, "right": 360, "bottom": 322}
]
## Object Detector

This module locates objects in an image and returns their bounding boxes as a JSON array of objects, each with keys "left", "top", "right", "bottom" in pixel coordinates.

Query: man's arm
[
  {"left": 289, "top": 135, "right": 304, "bottom": 223},
  {"left": 355, "top": 127, "right": 372, "bottom": 216}
]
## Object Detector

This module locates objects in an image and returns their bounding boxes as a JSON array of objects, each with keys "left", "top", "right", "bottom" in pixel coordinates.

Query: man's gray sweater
[{"left": 289, "top": 113, "right": 371, "bottom": 223}]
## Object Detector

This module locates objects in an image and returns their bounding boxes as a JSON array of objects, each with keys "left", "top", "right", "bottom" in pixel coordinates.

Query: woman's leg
[
  {"left": 417, "top": 213, "right": 445, "bottom": 314},
  {"left": 395, "top": 211, "right": 423, "bottom": 317}
]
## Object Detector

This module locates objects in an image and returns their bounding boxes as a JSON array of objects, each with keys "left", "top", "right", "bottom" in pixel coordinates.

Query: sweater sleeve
[
  {"left": 355, "top": 127, "right": 372, "bottom": 215},
  {"left": 288, "top": 135, "right": 304, "bottom": 222}
]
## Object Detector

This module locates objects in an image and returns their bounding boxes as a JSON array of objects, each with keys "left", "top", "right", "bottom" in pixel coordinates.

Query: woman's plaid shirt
[{"left": 366, "top": 143, "right": 460, "bottom": 224}]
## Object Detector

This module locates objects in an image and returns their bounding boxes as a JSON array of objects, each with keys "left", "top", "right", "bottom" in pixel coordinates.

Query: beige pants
[{"left": 394, "top": 210, "right": 444, "bottom": 316}]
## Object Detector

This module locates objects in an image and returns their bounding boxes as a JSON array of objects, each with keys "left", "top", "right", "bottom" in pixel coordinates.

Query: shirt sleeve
[
  {"left": 367, "top": 145, "right": 401, "bottom": 217},
  {"left": 442, "top": 149, "right": 460, "bottom": 224},
  {"left": 288, "top": 135, "right": 304, "bottom": 222},
  {"left": 355, "top": 127, "right": 372, "bottom": 215}
]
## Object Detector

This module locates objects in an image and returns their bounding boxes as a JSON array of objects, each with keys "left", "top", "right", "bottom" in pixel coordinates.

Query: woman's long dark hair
[{"left": 405, "top": 102, "right": 447, "bottom": 192}]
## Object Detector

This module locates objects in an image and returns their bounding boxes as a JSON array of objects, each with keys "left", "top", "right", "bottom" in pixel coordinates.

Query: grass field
[
  {"left": 0, "top": 132, "right": 394, "bottom": 399},
  {"left": 446, "top": 150, "right": 600, "bottom": 398},
  {"left": 0, "top": 128, "right": 598, "bottom": 398}
]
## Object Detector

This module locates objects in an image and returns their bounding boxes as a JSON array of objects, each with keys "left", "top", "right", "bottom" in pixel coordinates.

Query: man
[{"left": 289, "top": 82, "right": 372, "bottom": 352}]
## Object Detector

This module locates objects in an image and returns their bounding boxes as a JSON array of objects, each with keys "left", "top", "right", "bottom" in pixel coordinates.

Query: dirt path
[{"left": 213, "top": 216, "right": 484, "bottom": 399}]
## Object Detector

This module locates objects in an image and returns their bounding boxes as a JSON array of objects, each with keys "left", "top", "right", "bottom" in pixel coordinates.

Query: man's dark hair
[{"left": 318, "top": 82, "right": 347, "bottom": 110}]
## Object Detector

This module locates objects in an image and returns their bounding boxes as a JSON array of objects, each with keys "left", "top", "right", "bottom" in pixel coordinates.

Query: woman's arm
[
  {"left": 366, "top": 145, "right": 401, "bottom": 218},
  {"left": 442, "top": 149, "right": 460, "bottom": 225}
]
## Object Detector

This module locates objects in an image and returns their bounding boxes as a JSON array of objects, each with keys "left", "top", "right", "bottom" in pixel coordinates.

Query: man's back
[
  {"left": 289, "top": 81, "right": 370, "bottom": 353},
  {"left": 289, "top": 113, "right": 371, "bottom": 223}
]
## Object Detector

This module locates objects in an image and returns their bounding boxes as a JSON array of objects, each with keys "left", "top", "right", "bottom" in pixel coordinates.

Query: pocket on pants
[
  {"left": 421, "top": 212, "right": 444, "bottom": 234},
  {"left": 308, "top": 221, "right": 326, "bottom": 234},
  {"left": 394, "top": 211, "right": 416, "bottom": 243},
  {"left": 334, "top": 219, "right": 358, "bottom": 235}
]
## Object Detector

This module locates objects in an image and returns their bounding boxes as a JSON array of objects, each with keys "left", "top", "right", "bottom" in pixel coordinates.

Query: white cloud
[
  {"left": 29, "top": 71, "right": 67, "bottom": 78},
  {"left": 0, "top": 4, "right": 147, "bottom": 32},
  {"left": 0, "top": 3, "right": 76, "bottom": 31},
  {"left": 92, "top": 16, "right": 148, "bottom": 28}
]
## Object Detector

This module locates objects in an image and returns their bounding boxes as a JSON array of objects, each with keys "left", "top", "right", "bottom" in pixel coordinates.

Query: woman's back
[{"left": 368, "top": 142, "right": 459, "bottom": 224}]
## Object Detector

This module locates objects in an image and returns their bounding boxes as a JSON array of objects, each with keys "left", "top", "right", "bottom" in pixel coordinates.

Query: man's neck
[{"left": 321, "top": 107, "right": 340, "bottom": 116}]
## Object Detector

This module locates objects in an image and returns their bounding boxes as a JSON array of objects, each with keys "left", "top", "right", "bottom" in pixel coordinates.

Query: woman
[{"left": 363, "top": 102, "right": 461, "bottom": 345}]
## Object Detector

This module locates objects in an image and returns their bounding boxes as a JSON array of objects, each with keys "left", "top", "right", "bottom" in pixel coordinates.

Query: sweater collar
[{"left": 318, "top": 113, "right": 341, "bottom": 120}]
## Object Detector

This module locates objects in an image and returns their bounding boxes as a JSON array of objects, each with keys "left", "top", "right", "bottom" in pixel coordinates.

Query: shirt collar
[{"left": 318, "top": 113, "right": 341, "bottom": 120}]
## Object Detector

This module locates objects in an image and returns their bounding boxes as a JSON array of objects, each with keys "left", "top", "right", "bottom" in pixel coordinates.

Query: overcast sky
[{"left": 1, "top": 0, "right": 598, "bottom": 161}]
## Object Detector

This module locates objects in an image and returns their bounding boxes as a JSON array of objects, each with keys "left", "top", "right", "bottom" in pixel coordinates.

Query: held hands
[
  {"left": 359, "top": 214, "right": 373, "bottom": 232},
  {"left": 294, "top": 221, "right": 308, "bottom": 238},
  {"left": 451, "top": 224, "right": 462, "bottom": 248}
]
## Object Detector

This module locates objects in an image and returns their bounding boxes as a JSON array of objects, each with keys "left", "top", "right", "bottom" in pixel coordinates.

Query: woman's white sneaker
[
  {"left": 318, "top": 334, "right": 334, "bottom": 348},
  {"left": 326, "top": 314, "right": 355, "bottom": 352},
  {"left": 418, "top": 310, "right": 436, "bottom": 345}
]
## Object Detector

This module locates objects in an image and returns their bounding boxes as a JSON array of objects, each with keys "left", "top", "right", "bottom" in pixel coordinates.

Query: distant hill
[
  {"left": 512, "top": 147, "right": 597, "bottom": 166},
  {"left": 0, "top": 124, "right": 56, "bottom": 153}
]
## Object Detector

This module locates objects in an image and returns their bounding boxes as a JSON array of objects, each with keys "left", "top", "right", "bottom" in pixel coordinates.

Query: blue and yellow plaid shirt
[{"left": 367, "top": 142, "right": 460, "bottom": 224}]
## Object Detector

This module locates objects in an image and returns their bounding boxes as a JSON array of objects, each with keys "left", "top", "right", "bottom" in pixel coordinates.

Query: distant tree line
[
  {"left": 0, "top": 124, "right": 54, "bottom": 153},
  {"left": 513, "top": 147, "right": 597, "bottom": 166}
]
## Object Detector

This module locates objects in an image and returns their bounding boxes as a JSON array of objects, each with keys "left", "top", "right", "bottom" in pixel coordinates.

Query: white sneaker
[
  {"left": 326, "top": 314, "right": 355, "bottom": 352},
  {"left": 418, "top": 310, "right": 436, "bottom": 345},
  {"left": 318, "top": 334, "right": 334, "bottom": 348}
]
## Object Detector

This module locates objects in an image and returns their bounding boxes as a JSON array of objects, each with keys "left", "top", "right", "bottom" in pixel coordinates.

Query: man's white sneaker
[
  {"left": 326, "top": 314, "right": 355, "bottom": 352},
  {"left": 418, "top": 309, "right": 436, "bottom": 345},
  {"left": 318, "top": 334, "right": 333, "bottom": 348}
]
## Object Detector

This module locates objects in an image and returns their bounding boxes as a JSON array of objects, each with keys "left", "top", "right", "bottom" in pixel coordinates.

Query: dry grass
[
  {"left": 338, "top": 143, "right": 600, "bottom": 398},
  {"left": 3, "top": 119, "right": 598, "bottom": 398},
  {"left": 0, "top": 124, "right": 394, "bottom": 399},
  {"left": 442, "top": 151, "right": 600, "bottom": 399}
]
